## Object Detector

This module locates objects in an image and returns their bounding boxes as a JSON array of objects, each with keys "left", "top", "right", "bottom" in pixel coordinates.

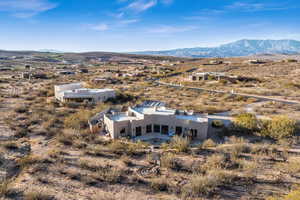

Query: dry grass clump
[
  {"left": 17, "top": 155, "right": 41, "bottom": 170},
  {"left": 24, "top": 190, "right": 55, "bottom": 200},
  {"left": 64, "top": 109, "right": 92, "bottom": 130},
  {"left": 107, "top": 140, "right": 128, "bottom": 154},
  {"left": 201, "top": 139, "right": 217, "bottom": 149},
  {"left": 217, "top": 144, "right": 251, "bottom": 159},
  {"left": 160, "top": 153, "right": 181, "bottom": 170},
  {"left": 107, "top": 140, "right": 148, "bottom": 156},
  {"left": 150, "top": 177, "right": 169, "bottom": 192},
  {"left": 93, "top": 165, "right": 123, "bottom": 183},
  {"left": 14, "top": 106, "right": 29, "bottom": 114},
  {"left": 181, "top": 170, "right": 235, "bottom": 198},
  {"left": 57, "top": 129, "right": 80, "bottom": 146},
  {"left": 2, "top": 141, "right": 18, "bottom": 150},
  {"left": 277, "top": 160, "right": 300, "bottom": 174},
  {"left": 121, "top": 155, "right": 133, "bottom": 166},
  {"left": 0, "top": 180, "right": 10, "bottom": 197},
  {"left": 202, "top": 154, "right": 226, "bottom": 171},
  {"left": 170, "top": 136, "right": 190, "bottom": 153}
]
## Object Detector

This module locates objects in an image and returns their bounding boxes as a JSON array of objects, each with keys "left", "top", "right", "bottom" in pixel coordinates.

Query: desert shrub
[
  {"left": 121, "top": 155, "right": 133, "bottom": 166},
  {"left": 280, "top": 160, "right": 300, "bottom": 174},
  {"left": 260, "top": 116, "right": 297, "bottom": 140},
  {"left": 14, "top": 127, "right": 29, "bottom": 138},
  {"left": 182, "top": 170, "right": 234, "bottom": 198},
  {"left": 170, "top": 136, "right": 190, "bottom": 153},
  {"left": 94, "top": 166, "right": 123, "bottom": 183},
  {"left": 0, "top": 180, "right": 10, "bottom": 197},
  {"left": 2, "top": 141, "right": 18, "bottom": 150},
  {"left": 64, "top": 110, "right": 92, "bottom": 130},
  {"left": 160, "top": 153, "right": 181, "bottom": 170},
  {"left": 64, "top": 102, "right": 80, "bottom": 109},
  {"left": 267, "top": 186, "right": 300, "bottom": 200},
  {"left": 202, "top": 154, "right": 226, "bottom": 171},
  {"left": 150, "top": 178, "right": 169, "bottom": 192},
  {"left": 57, "top": 129, "right": 79, "bottom": 146},
  {"left": 233, "top": 113, "right": 259, "bottom": 134},
  {"left": 211, "top": 120, "right": 224, "bottom": 128},
  {"left": 24, "top": 190, "right": 54, "bottom": 200},
  {"left": 160, "top": 142, "right": 170, "bottom": 151},
  {"left": 201, "top": 139, "right": 217, "bottom": 149},
  {"left": 106, "top": 92, "right": 137, "bottom": 104},
  {"left": 17, "top": 155, "right": 40, "bottom": 169},
  {"left": 14, "top": 106, "right": 29, "bottom": 114},
  {"left": 107, "top": 140, "right": 127, "bottom": 154}
]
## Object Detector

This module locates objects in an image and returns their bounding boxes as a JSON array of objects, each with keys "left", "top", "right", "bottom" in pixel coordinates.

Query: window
[
  {"left": 175, "top": 126, "right": 182, "bottom": 135},
  {"left": 120, "top": 128, "right": 126, "bottom": 137},
  {"left": 191, "top": 129, "right": 198, "bottom": 139},
  {"left": 161, "top": 125, "right": 169, "bottom": 135},
  {"left": 146, "top": 125, "right": 152, "bottom": 133},
  {"left": 136, "top": 126, "right": 142, "bottom": 136},
  {"left": 154, "top": 124, "right": 160, "bottom": 133}
]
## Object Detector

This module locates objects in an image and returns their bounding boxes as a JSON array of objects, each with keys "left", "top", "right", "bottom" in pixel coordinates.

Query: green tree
[
  {"left": 260, "top": 116, "right": 297, "bottom": 140},
  {"left": 233, "top": 113, "right": 259, "bottom": 134}
]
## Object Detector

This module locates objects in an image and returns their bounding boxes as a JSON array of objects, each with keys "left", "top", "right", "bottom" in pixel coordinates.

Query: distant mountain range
[
  {"left": 38, "top": 49, "right": 66, "bottom": 53},
  {"left": 133, "top": 39, "right": 300, "bottom": 58}
]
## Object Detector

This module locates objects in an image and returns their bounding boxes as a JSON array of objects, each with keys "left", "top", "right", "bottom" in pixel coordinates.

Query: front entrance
[{"left": 136, "top": 126, "right": 142, "bottom": 136}]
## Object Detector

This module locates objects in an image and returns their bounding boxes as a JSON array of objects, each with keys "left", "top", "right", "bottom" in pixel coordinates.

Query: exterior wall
[{"left": 104, "top": 115, "right": 115, "bottom": 138}]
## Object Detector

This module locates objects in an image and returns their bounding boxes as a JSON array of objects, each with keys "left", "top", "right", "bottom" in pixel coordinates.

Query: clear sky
[{"left": 0, "top": 0, "right": 299, "bottom": 52}]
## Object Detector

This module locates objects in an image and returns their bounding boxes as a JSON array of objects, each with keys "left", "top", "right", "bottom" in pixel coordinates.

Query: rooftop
[
  {"left": 133, "top": 106, "right": 175, "bottom": 116},
  {"left": 109, "top": 113, "right": 138, "bottom": 122},
  {"left": 106, "top": 101, "right": 208, "bottom": 123},
  {"left": 64, "top": 88, "right": 114, "bottom": 94}
]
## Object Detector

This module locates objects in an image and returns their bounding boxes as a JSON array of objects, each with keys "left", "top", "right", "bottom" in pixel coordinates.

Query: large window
[
  {"left": 120, "top": 128, "right": 126, "bottom": 137},
  {"left": 175, "top": 126, "right": 183, "bottom": 135},
  {"left": 161, "top": 125, "right": 169, "bottom": 135},
  {"left": 136, "top": 126, "right": 142, "bottom": 136},
  {"left": 191, "top": 129, "right": 198, "bottom": 139},
  {"left": 146, "top": 125, "right": 152, "bottom": 133},
  {"left": 154, "top": 124, "right": 160, "bottom": 133}
]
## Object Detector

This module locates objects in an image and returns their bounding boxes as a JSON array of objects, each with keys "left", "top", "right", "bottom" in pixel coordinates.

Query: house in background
[
  {"left": 101, "top": 101, "right": 208, "bottom": 140},
  {"left": 189, "top": 72, "right": 226, "bottom": 81},
  {"left": 54, "top": 82, "right": 115, "bottom": 103}
]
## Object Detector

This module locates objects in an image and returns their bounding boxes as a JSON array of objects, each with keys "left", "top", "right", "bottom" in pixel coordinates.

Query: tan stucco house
[{"left": 102, "top": 101, "right": 208, "bottom": 140}]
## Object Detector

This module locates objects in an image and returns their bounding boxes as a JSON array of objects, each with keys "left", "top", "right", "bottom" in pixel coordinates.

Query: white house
[{"left": 54, "top": 82, "right": 115, "bottom": 103}]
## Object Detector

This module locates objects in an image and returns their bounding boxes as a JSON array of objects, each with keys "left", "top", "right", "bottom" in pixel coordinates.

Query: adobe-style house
[
  {"left": 54, "top": 82, "right": 115, "bottom": 103},
  {"left": 189, "top": 72, "right": 227, "bottom": 81},
  {"left": 99, "top": 101, "right": 208, "bottom": 140}
]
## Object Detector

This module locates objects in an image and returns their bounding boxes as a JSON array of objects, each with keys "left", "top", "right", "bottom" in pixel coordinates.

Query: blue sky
[{"left": 0, "top": 0, "right": 299, "bottom": 52}]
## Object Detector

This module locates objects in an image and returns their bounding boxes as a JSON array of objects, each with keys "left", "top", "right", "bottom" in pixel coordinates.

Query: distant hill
[
  {"left": 132, "top": 39, "right": 300, "bottom": 58},
  {"left": 0, "top": 49, "right": 188, "bottom": 62}
]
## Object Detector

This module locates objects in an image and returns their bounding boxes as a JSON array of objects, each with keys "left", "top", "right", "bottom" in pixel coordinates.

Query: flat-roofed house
[
  {"left": 54, "top": 82, "right": 115, "bottom": 103},
  {"left": 103, "top": 101, "right": 208, "bottom": 140},
  {"left": 189, "top": 72, "right": 226, "bottom": 81}
]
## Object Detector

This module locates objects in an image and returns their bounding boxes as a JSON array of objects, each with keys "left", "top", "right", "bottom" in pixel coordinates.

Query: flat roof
[
  {"left": 176, "top": 115, "right": 208, "bottom": 123},
  {"left": 110, "top": 113, "right": 138, "bottom": 122},
  {"left": 63, "top": 88, "right": 114, "bottom": 94},
  {"left": 133, "top": 106, "right": 175, "bottom": 116}
]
